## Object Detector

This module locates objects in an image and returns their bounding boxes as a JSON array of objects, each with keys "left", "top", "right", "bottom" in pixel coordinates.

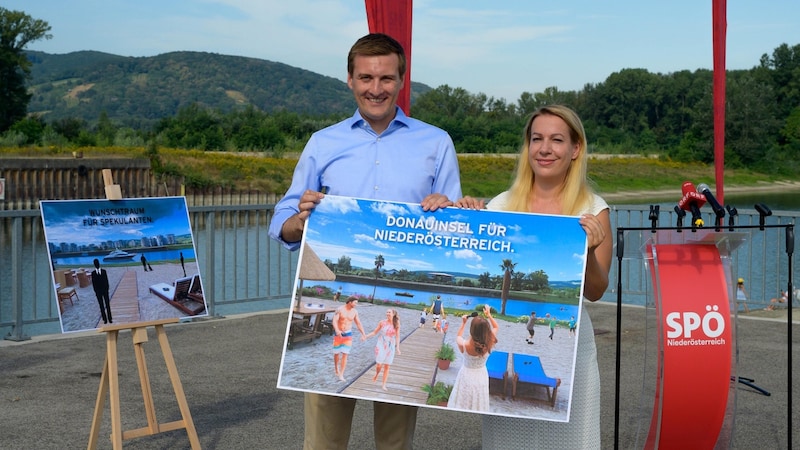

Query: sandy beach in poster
[{"left": 278, "top": 296, "right": 579, "bottom": 422}]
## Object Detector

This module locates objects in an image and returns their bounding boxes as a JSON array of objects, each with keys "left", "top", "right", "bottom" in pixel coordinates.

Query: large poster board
[
  {"left": 278, "top": 195, "right": 588, "bottom": 422},
  {"left": 40, "top": 197, "right": 207, "bottom": 333}
]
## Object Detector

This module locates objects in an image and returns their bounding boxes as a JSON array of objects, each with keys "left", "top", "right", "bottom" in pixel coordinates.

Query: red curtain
[
  {"left": 712, "top": 0, "right": 727, "bottom": 204},
  {"left": 364, "top": 0, "right": 413, "bottom": 116}
]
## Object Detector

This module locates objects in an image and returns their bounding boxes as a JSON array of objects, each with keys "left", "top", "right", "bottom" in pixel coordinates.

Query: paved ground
[{"left": 1, "top": 302, "right": 797, "bottom": 449}]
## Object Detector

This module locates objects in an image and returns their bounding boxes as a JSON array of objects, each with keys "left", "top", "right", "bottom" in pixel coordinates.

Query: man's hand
[
  {"left": 280, "top": 189, "right": 325, "bottom": 242},
  {"left": 421, "top": 193, "right": 453, "bottom": 212}
]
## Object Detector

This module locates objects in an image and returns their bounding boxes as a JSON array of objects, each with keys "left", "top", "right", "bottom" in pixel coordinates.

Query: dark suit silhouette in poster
[{"left": 91, "top": 258, "right": 112, "bottom": 324}]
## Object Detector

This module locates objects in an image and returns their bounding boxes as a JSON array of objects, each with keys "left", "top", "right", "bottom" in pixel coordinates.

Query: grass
[{"left": 1, "top": 146, "right": 786, "bottom": 196}]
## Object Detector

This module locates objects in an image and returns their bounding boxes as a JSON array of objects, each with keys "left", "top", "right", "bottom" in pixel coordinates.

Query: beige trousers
[{"left": 303, "top": 393, "right": 417, "bottom": 450}]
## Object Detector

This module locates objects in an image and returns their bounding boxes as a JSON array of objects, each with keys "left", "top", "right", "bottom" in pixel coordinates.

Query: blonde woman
[
  {"left": 364, "top": 308, "right": 401, "bottom": 391},
  {"left": 457, "top": 105, "right": 612, "bottom": 448}
]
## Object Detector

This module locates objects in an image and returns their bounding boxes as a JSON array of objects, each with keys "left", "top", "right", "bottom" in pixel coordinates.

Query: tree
[
  {"left": 498, "top": 259, "right": 517, "bottom": 316},
  {"left": 370, "top": 254, "right": 385, "bottom": 303},
  {"left": 0, "top": 8, "right": 51, "bottom": 132},
  {"left": 336, "top": 256, "right": 351, "bottom": 273},
  {"left": 478, "top": 271, "right": 492, "bottom": 289}
]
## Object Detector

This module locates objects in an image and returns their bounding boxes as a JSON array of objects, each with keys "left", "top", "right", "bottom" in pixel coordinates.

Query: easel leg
[
  {"left": 87, "top": 355, "right": 110, "bottom": 450},
  {"left": 156, "top": 324, "right": 201, "bottom": 449},
  {"left": 88, "top": 331, "right": 123, "bottom": 449},
  {"left": 107, "top": 331, "right": 123, "bottom": 449},
  {"left": 132, "top": 327, "right": 159, "bottom": 434}
]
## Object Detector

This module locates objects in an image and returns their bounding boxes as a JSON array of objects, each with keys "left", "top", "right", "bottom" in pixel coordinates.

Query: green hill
[{"left": 25, "top": 50, "right": 432, "bottom": 127}]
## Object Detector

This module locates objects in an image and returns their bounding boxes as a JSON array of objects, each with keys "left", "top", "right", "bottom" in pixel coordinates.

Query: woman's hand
[
  {"left": 483, "top": 304, "right": 492, "bottom": 317},
  {"left": 579, "top": 213, "right": 606, "bottom": 252},
  {"left": 454, "top": 196, "right": 485, "bottom": 210}
]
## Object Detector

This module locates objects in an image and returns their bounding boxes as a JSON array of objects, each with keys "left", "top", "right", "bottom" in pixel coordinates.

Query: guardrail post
[{"left": 5, "top": 217, "right": 30, "bottom": 341}]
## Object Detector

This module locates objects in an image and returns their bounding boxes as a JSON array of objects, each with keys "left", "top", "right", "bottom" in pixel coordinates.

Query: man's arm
[
  {"left": 332, "top": 308, "right": 342, "bottom": 336},
  {"left": 268, "top": 139, "right": 322, "bottom": 250},
  {"left": 353, "top": 311, "right": 366, "bottom": 338}
]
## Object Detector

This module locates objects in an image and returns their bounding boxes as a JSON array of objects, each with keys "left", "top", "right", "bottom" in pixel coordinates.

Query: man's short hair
[
  {"left": 345, "top": 295, "right": 359, "bottom": 304},
  {"left": 347, "top": 33, "right": 406, "bottom": 78}
]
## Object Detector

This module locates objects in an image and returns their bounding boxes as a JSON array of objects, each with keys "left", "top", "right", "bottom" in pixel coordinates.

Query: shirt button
[
  {"left": 374, "top": 186, "right": 379, "bottom": 191},
  {"left": 376, "top": 160, "right": 380, "bottom": 165}
]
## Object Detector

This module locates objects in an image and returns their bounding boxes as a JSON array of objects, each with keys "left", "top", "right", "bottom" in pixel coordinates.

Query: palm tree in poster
[
  {"left": 371, "top": 254, "right": 385, "bottom": 303},
  {"left": 499, "top": 258, "right": 517, "bottom": 315}
]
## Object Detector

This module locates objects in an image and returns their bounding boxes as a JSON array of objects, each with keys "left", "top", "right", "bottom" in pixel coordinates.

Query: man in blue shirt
[{"left": 269, "top": 33, "right": 462, "bottom": 450}]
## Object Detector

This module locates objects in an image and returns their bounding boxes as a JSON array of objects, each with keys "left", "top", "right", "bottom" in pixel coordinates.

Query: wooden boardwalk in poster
[
  {"left": 341, "top": 326, "right": 446, "bottom": 405},
  {"left": 110, "top": 270, "right": 141, "bottom": 323}
]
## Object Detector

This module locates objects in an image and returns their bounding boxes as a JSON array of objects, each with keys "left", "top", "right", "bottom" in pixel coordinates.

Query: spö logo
[{"left": 665, "top": 304, "right": 726, "bottom": 339}]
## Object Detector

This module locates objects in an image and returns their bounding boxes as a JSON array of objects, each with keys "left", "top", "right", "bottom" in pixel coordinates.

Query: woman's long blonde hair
[
  {"left": 387, "top": 308, "right": 399, "bottom": 331},
  {"left": 504, "top": 105, "right": 594, "bottom": 215}
]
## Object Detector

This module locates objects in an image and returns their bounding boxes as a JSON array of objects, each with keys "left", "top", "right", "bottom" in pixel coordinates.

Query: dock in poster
[
  {"left": 278, "top": 195, "right": 588, "bottom": 422},
  {"left": 40, "top": 197, "right": 208, "bottom": 333}
]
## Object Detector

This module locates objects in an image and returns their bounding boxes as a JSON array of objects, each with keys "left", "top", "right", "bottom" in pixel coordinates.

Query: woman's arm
[
  {"left": 484, "top": 305, "right": 499, "bottom": 335},
  {"left": 580, "top": 209, "right": 613, "bottom": 301},
  {"left": 455, "top": 315, "right": 469, "bottom": 352},
  {"left": 395, "top": 326, "right": 401, "bottom": 354},
  {"left": 363, "top": 320, "right": 381, "bottom": 341}
]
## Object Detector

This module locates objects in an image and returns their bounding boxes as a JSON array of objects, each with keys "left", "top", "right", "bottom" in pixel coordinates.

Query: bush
[{"left": 421, "top": 381, "right": 453, "bottom": 405}]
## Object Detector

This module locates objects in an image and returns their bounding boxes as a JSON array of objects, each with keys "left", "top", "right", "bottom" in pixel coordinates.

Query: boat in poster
[{"left": 103, "top": 248, "right": 136, "bottom": 261}]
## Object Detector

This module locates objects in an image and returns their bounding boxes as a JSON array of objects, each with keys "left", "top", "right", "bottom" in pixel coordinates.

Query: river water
[{"left": 305, "top": 280, "right": 579, "bottom": 322}]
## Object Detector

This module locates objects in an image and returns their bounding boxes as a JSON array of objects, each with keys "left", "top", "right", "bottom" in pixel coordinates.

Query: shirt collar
[{"left": 349, "top": 106, "right": 410, "bottom": 134}]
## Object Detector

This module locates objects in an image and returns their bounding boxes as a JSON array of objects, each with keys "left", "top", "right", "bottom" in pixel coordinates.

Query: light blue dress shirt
[{"left": 269, "top": 107, "right": 463, "bottom": 250}]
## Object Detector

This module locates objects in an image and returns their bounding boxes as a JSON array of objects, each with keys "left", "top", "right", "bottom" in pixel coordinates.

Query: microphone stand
[
  {"left": 783, "top": 222, "right": 794, "bottom": 450},
  {"left": 673, "top": 206, "right": 686, "bottom": 233},
  {"left": 614, "top": 228, "right": 624, "bottom": 450}
]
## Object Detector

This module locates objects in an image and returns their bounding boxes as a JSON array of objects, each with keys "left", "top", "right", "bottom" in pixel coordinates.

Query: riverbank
[{"left": 601, "top": 180, "right": 800, "bottom": 203}]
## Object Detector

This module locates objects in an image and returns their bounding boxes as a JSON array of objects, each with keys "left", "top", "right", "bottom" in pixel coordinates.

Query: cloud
[
  {"left": 452, "top": 248, "right": 481, "bottom": 261},
  {"left": 318, "top": 195, "right": 361, "bottom": 214},
  {"left": 371, "top": 201, "right": 411, "bottom": 218},
  {"left": 353, "top": 233, "right": 390, "bottom": 249}
]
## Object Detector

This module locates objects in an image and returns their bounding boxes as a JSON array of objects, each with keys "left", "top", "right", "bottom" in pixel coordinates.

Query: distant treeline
[{"left": 4, "top": 43, "right": 798, "bottom": 174}]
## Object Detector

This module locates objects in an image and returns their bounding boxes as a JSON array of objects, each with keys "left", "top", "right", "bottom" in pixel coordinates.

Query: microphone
[
  {"left": 677, "top": 181, "right": 705, "bottom": 227},
  {"left": 696, "top": 183, "right": 726, "bottom": 222}
]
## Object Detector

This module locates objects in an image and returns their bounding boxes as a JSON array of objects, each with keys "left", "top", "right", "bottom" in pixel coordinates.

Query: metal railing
[{"left": 1, "top": 205, "right": 796, "bottom": 340}]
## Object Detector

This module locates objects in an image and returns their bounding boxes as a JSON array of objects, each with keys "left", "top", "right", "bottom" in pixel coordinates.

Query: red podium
[{"left": 626, "top": 229, "right": 747, "bottom": 449}]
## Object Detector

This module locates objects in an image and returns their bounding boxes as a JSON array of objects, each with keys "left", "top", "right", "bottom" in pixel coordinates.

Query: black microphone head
[
  {"left": 469, "top": 311, "right": 479, "bottom": 318},
  {"left": 754, "top": 203, "right": 772, "bottom": 216}
]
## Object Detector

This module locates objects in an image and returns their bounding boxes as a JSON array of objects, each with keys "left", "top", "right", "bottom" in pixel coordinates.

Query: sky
[
  {"left": 303, "top": 195, "right": 587, "bottom": 282},
  {"left": 7, "top": 0, "right": 800, "bottom": 102},
  {"left": 40, "top": 197, "right": 192, "bottom": 249}
]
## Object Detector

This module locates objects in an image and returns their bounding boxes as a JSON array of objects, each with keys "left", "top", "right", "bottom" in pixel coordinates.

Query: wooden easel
[
  {"left": 87, "top": 319, "right": 200, "bottom": 449},
  {"left": 87, "top": 171, "right": 199, "bottom": 449}
]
